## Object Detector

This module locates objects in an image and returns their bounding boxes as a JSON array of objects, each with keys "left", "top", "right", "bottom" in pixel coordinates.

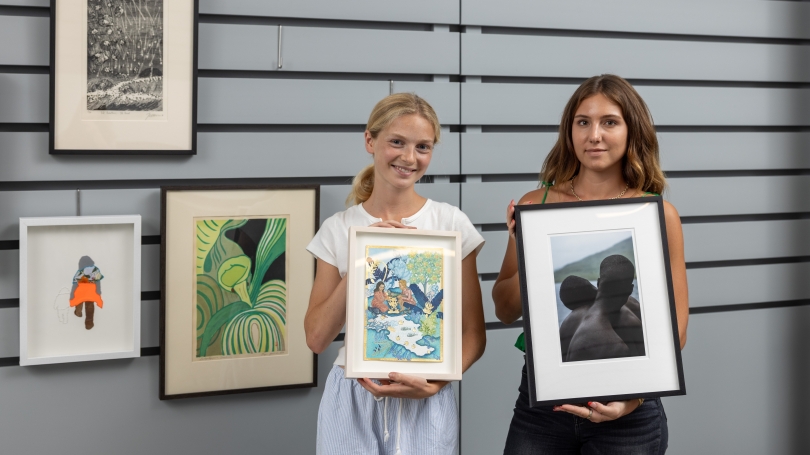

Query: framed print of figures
[
  {"left": 49, "top": 0, "right": 199, "bottom": 155},
  {"left": 160, "top": 185, "right": 319, "bottom": 399},
  {"left": 345, "top": 227, "right": 462, "bottom": 381},
  {"left": 19, "top": 216, "right": 142, "bottom": 366},
  {"left": 514, "top": 197, "right": 685, "bottom": 406}
]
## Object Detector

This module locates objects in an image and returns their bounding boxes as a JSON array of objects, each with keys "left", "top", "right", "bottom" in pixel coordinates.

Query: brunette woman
[{"left": 493, "top": 74, "right": 688, "bottom": 454}]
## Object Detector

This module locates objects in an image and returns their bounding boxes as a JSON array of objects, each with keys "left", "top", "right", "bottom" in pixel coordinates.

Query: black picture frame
[
  {"left": 49, "top": 0, "right": 199, "bottom": 155},
  {"left": 159, "top": 184, "right": 320, "bottom": 400},
  {"left": 514, "top": 196, "right": 686, "bottom": 407}
]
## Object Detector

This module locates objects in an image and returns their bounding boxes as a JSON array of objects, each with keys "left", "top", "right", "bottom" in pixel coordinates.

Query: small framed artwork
[
  {"left": 160, "top": 185, "right": 319, "bottom": 399},
  {"left": 345, "top": 226, "right": 463, "bottom": 381},
  {"left": 49, "top": 0, "right": 199, "bottom": 155},
  {"left": 514, "top": 197, "right": 685, "bottom": 406},
  {"left": 19, "top": 215, "right": 142, "bottom": 366}
]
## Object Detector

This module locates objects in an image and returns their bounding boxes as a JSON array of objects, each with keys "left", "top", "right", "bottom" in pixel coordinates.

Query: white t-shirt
[{"left": 306, "top": 199, "right": 485, "bottom": 365}]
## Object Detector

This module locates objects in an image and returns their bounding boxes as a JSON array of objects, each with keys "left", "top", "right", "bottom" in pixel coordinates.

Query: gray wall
[{"left": 0, "top": 0, "right": 808, "bottom": 454}]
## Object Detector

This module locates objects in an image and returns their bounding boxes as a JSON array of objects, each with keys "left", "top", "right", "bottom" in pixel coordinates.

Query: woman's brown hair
[
  {"left": 540, "top": 74, "right": 666, "bottom": 194},
  {"left": 346, "top": 93, "right": 441, "bottom": 206}
]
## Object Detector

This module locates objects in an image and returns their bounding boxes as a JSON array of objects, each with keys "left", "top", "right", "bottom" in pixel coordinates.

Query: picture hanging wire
[
  {"left": 76, "top": 188, "right": 81, "bottom": 217},
  {"left": 277, "top": 25, "right": 283, "bottom": 69}
]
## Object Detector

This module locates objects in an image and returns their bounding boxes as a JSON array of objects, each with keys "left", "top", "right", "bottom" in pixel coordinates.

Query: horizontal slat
[
  {"left": 478, "top": 231, "right": 507, "bottom": 275},
  {"left": 319, "top": 183, "right": 460, "bottom": 225},
  {"left": 199, "top": 79, "right": 460, "bottom": 124},
  {"left": 462, "top": 176, "right": 810, "bottom": 222},
  {"left": 688, "top": 262, "right": 810, "bottom": 308},
  {"left": 460, "top": 327, "right": 525, "bottom": 455},
  {"left": 662, "top": 306, "right": 810, "bottom": 455},
  {"left": 461, "top": 132, "right": 810, "bottom": 175},
  {"left": 201, "top": 25, "right": 459, "bottom": 74},
  {"left": 0, "top": 0, "right": 48, "bottom": 5},
  {"left": 0, "top": 245, "right": 159, "bottom": 300},
  {"left": 461, "top": 83, "right": 810, "bottom": 126},
  {"left": 461, "top": 0, "right": 810, "bottom": 40},
  {"left": 0, "top": 73, "right": 48, "bottom": 123},
  {"left": 200, "top": 0, "right": 459, "bottom": 24},
  {"left": 0, "top": 131, "right": 459, "bottom": 184},
  {"left": 0, "top": 15, "right": 48, "bottom": 66},
  {"left": 463, "top": 34, "right": 810, "bottom": 83},
  {"left": 478, "top": 219, "right": 810, "bottom": 272},
  {"left": 477, "top": 233, "right": 810, "bottom": 309},
  {"left": 0, "top": 300, "right": 160, "bottom": 358}
]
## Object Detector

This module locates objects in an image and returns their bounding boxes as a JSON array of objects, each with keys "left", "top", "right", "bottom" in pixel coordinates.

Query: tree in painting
[
  {"left": 195, "top": 218, "right": 288, "bottom": 359},
  {"left": 86, "top": 0, "right": 164, "bottom": 111}
]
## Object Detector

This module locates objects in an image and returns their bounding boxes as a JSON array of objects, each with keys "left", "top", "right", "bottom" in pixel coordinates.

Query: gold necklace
[{"left": 570, "top": 178, "right": 629, "bottom": 201}]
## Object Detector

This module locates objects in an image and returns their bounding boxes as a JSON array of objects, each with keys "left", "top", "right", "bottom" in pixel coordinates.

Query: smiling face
[
  {"left": 365, "top": 113, "right": 434, "bottom": 192},
  {"left": 571, "top": 93, "right": 628, "bottom": 174}
]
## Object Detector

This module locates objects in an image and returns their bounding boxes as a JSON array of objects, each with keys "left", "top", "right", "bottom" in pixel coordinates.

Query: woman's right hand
[
  {"left": 370, "top": 220, "right": 416, "bottom": 229},
  {"left": 506, "top": 199, "right": 531, "bottom": 238}
]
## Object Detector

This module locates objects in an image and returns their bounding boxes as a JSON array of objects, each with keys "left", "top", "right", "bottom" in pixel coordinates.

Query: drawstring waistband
[{"left": 373, "top": 395, "right": 404, "bottom": 454}]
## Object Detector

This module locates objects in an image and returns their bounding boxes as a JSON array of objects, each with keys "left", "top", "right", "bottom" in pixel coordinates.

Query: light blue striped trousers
[{"left": 317, "top": 365, "right": 459, "bottom": 455}]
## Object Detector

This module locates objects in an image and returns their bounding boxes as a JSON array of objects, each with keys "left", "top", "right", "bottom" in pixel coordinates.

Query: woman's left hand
[
  {"left": 553, "top": 400, "right": 640, "bottom": 423},
  {"left": 357, "top": 372, "right": 448, "bottom": 399}
]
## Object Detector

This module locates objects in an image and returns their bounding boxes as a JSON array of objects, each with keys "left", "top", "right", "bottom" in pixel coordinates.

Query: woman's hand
[
  {"left": 506, "top": 199, "right": 531, "bottom": 238},
  {"left": 370, "top": 220, "right": 416, "bottom": 229},
  {"left": 553, "top": 400, "right": 641, "bottom": 423},
  {"left": 357, "top": 373, "right": 448, "bottom": 399}
]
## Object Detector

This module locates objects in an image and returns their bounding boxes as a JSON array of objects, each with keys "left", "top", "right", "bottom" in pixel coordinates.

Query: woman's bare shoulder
[{"left": 518, "top": 187, "right": 548, "bottom": 205}]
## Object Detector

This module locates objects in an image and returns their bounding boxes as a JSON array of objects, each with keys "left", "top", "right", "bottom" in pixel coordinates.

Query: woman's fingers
[{"left": 369, "top": 220, "right": 416, "bottom": 229}]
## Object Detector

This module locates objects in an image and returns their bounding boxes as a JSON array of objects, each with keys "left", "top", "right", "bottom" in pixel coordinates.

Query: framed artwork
[
  {"left": 160, "top": 185, "right": 319, "bottom": 399},
  {"left": 19, "top": 215, "right": 142, "bottom": 365},
  {"left": 345, "top": 227, "right": 463, "bottom": 381},
  {"left": 514, "top": 197, "right": 685, "bottom": 406},
  {"left": 49, "top": 0, "right": 199, "bottom": 155}
]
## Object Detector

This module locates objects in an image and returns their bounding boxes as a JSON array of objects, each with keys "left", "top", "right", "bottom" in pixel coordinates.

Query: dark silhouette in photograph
[{"left": 562, "top": 255, "right": 645, "bottom": 362}]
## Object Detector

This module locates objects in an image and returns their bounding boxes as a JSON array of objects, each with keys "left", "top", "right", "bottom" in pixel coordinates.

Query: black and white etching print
[{"left": 87, "top": 0, "right": 164, "bottom": 111}]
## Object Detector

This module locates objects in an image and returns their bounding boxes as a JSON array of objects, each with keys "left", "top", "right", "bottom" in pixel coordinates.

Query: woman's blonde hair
[
  {"left": 346, "top": 93, "right": 441, "bottom": 206},
  {"left": 540, "top": 74, "right": 666, "bottom": 194}
]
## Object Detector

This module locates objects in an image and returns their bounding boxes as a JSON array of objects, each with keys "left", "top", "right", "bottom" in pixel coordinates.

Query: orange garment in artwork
[{"left": 70, "top": 282, "right": 104, "bottom": 308}]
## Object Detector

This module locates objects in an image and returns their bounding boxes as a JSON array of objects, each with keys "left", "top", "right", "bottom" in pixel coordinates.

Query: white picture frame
[
  {"left": 19, "top": 215, "right": 142, "bottom": 366},
  {"left": 514, "top": 197, "right": 685, "bottom": 406},
  {"left": 345, "top": 226, "right": 463, "bottom": 381}
]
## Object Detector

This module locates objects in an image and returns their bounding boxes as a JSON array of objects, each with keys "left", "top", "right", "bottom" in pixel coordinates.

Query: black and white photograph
[
  {"left": 515, "top": 198, "right": 685, "bottom": 406},
  {"left": 86, "top": 0, "right": 164, "bottom": 112},
  {"left": 550, "top": 230, "right": 646, "bottom": 363}
]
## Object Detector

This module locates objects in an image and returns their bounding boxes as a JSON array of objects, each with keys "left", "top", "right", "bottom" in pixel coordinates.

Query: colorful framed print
[
  {"left": 49, "top": 0, "right": 199, "bottom": 155},
  {"left": 514, "top": 197, "right": 685, "bottom": 407},
  {"left": 160, "top": 185, "right": 319, "bottom": 399},
  {"left": 345, "top": 226, "right": 462, "bottom": 381},
  {"left": 19, "top": 215, "right": 142, "bottom": 366}
]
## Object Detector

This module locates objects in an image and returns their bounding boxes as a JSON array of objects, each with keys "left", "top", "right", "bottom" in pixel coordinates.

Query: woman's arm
[
  {"left": 664, "top": 201, "right": 689, "bottom": 349},
  {"left": 357, "top": 251, "right": 487, "bottom": 398},
  {"left": 304, "top": 259, "right": 348, "bottom": 354},
  {"left": 492, "top": 193, "right": 536, "bottom": 324}
]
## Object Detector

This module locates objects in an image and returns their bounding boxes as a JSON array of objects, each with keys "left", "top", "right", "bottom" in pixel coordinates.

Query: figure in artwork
[
  {"left": 70, "top": 256, "right": 104, "bottom": 330},
  {"left": 550, "top": 230, "right": 646, "bottom": 363},
  {"left": 363, "top": 246, "right": 444, "bottom": 362},
  {"left": 53, "top": 287, "right": 72, "bottom": 324},
  {"left": 86, "top": 0, "right": 165, "bottom": 111},
  {"left": 194, "top": 217, "right": 288, "bottom": 359}
]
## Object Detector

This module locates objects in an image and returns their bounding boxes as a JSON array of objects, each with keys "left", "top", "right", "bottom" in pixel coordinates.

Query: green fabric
[{"left": 515, "top": 331, "right": 526, "bottom": 352}]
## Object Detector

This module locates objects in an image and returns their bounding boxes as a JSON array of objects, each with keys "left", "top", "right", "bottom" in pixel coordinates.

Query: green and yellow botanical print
[{"left": 194, "top": 217, "right": 287, "bottom": 360}]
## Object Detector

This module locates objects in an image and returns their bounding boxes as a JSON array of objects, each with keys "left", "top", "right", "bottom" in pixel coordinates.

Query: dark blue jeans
[{"left": 503, "top": 364, "right": 668, "bottom": 454}]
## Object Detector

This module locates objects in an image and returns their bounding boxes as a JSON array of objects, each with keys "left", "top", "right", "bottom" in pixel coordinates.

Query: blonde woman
[
  {"left": 493, "top": 75, "right": 689, "bottom": 454},
  {"left": 305, "top": 93, "right": 487, "bottom": 455}
]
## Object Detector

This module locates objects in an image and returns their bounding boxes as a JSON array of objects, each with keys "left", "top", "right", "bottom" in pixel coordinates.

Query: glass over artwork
[
  {"left": 86, "top": 0, "right": 164, "bottom": 111},
  {"left": 194, "top": 217, "right": 287, "bottom": 360},
  {"left": 363, "top": 246, "right": 445, "bottom": 362},
  {"left": 549, "top": 230, "right": 646, "bottom": 363}
]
